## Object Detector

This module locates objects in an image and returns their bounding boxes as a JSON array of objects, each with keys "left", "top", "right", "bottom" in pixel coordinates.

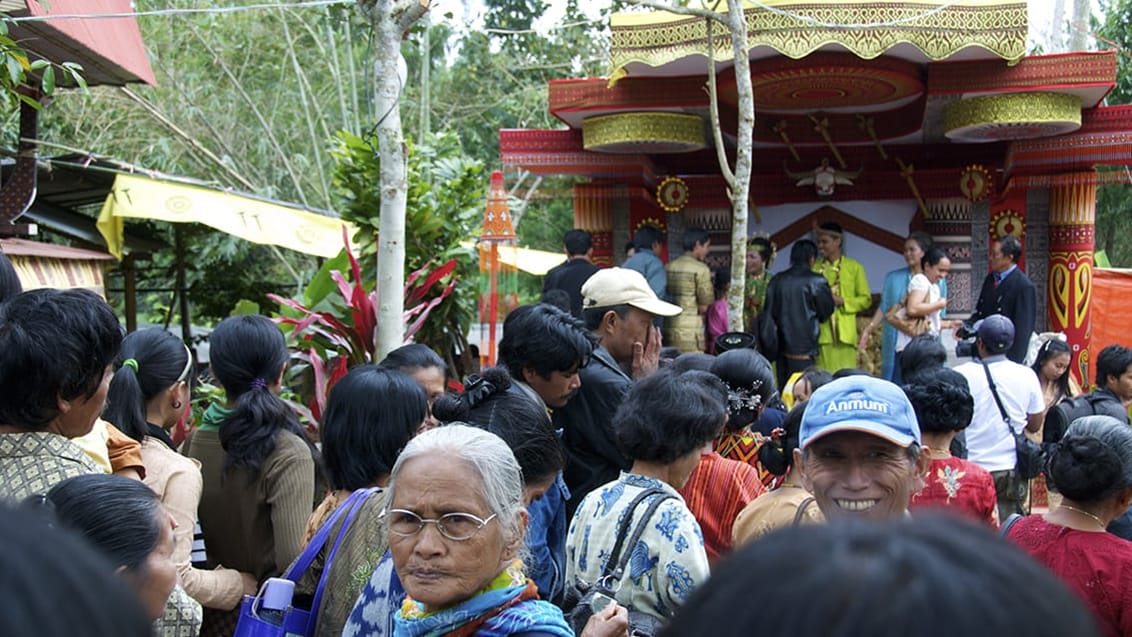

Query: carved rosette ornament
[
  {"left": 944, "top": 92, "right": 1081, "bottom": 142},
  {"left": 959, "top": 165, "right": 993, "bottom": 202},
  {"left": 633, "top": 217, "right": 667, "bottom": 235},
  {"left": 656, "top": 176, "right": 689, "bottom": 213},
  {"left": 989, "top": 209, "right": 1025, "bottom": 240},
  {"left": 582, "top": 112, "right": 706, "bottom": 154}
]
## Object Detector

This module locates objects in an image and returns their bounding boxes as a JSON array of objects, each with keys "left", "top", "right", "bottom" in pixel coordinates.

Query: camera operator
[
  {"left": 954, "top": 315, "right": 1045, "bottom": 519},
  {"left": 967, "top": 235, "right": 1037, "bottom": 363}
]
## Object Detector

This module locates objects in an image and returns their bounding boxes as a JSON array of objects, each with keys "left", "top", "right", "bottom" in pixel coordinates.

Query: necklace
[{"left": 1059, "top": 504, "right": 1106, "bottom": 529}]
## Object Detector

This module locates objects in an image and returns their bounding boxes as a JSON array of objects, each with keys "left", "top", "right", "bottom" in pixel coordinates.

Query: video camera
[{"left": 954, "top": 319, "right": 978, "bottom": 358}]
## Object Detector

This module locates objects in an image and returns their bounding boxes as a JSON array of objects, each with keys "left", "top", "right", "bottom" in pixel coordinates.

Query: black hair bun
[{"left": 1048, "top": 434, "right": 1123, "bottom": 501}]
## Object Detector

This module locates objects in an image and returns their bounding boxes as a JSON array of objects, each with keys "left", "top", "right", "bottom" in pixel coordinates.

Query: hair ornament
[
  {"left": 727, "top": 380, "right": 765, "bottom": 414},
  {"left": 250, "top": 377, "right": 268, "bottom": 390},
  {"left": 461, "top": 374, "right": 498, "bottom": 410},
  {"left": 121, "top": 358, "right": 139, "bottom": 373}
]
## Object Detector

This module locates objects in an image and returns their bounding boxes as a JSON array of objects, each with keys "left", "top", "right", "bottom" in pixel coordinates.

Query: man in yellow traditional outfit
[
  {"left": 665, "top": 228, "right": 714, "bottom": 353},
  {"left": 813, "top": 222, "right": 872, "bottom": 373}
]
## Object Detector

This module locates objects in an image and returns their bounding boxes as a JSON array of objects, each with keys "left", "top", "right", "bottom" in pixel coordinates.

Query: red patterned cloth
[
  {"left": 910, "top": 456, "right": 999, "bottom": 527},
  {"left": 1007, "top": 516, "right": 1132, "bottom": 637},
  {"left": 679, "top": 452, "right": 765, "bottom": 562},
  {"left": 714, "top": 431, "right": 777, "bottom": 488}
]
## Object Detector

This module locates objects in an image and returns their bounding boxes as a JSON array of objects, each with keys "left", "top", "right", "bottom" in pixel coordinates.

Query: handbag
[
  {"left": 980, "top": 362, "right": 1045, "bottom": 480},
  {"left": 234, "top": 487, "right": 378, "bottom": 637},
  {"left": 885, "top": 294, "right": 930, "bottom": 337},
  {"left": 563, "top": 488, "right": 676, "bottom": 637}
]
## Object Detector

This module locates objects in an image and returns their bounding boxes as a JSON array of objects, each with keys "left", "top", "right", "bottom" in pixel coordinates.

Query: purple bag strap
[
  {"left": 283, "top": 487, "right": 373, "bottom": 581},
  {"left": 308, "top": 487, "right": 377, "bottom": 625},
  {"left": 280, "top": 486, "right": 379, "bottom": 625}
]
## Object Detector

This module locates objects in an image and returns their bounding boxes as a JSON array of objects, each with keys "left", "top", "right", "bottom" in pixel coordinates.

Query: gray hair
[{"left": 387, "top": 423, "right": 526, "bottom": 545}]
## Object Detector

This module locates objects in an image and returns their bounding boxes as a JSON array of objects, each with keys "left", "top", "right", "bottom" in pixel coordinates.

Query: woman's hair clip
[{"left": 461, "top": 374, "right": 498, "bottom": 410}]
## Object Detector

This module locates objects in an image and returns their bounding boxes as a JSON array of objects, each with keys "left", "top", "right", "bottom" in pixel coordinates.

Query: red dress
[
  {"left": 679, "top": 452, "right": 765, "bottom": 562},
  {"left": 1007, "top": 515, "right": 1132, "bottom": 637},
  {"left": 910, "top": 455, "right": 999, "bottom": 527}
]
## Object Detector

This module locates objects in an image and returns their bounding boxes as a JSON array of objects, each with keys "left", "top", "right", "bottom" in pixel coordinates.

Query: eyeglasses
[{"left": 383, "top": 508, "right": 497, "bottom": 541}]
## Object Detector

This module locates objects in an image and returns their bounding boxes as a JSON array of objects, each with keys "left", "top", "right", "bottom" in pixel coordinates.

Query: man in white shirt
[{"left": 954, "top": 314, "right": 1044, "bottom": 519}]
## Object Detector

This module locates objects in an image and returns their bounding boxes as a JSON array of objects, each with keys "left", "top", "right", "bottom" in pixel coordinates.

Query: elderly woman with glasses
[{"left": 374, "top": 424, "right": 627, "bottom": 637}]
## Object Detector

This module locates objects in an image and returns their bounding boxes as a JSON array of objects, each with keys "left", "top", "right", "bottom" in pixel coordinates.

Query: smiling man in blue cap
[{"left": 793, "top": 375, "right": 931, "bottom": 520}]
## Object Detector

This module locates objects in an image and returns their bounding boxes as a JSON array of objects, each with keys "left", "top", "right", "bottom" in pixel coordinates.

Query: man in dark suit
[
  {"left": 970, "top": 235, "right": 1036, "bottom": 363},
  {"left": 543, "top": 229, "right": 600, "bottom": 319}
]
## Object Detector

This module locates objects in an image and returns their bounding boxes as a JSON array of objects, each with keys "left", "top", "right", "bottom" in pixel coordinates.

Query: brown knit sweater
[{"left": 182, "top": 428, "right": 316, "bottom": 582}]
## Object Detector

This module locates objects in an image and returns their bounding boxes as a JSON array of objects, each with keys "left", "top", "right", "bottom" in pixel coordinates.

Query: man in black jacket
[
  {"left": 970, "top": 235, "right": 1036, "bottom": 363},
  {"left": 543, "top": 229, "right": 600, "bottom": 319},
  {"left": 763, "top": 239, "right": 835, "bottom": 389},
  {"left": 553, "top": 267, "right": 681, "bottom": 517},
  {"left": 1072, "top": 344, "right": 1132, "bottom": 426}
]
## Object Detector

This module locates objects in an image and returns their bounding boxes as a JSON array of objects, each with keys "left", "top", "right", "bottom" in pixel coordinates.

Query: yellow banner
[{"left": 98, "top": 173, "right": 357, "bottom": 259}]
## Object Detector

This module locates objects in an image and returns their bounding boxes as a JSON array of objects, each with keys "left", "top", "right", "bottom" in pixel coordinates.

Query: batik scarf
[{"left": 392, "top": 560, "right": 573, "bottom": 637}]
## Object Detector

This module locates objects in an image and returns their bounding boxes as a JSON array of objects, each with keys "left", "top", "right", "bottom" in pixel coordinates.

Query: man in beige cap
[{"left": 553, "top": 267, "right": 682, "bottom": 517}]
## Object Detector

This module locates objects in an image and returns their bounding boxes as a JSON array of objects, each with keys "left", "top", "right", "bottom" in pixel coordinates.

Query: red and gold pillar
[
  {"left": 574, "top": 185, "right": 615, "bottom": 266},
  {"left": 1047, "top": 173, "right": 1097, "bottom": 387}
]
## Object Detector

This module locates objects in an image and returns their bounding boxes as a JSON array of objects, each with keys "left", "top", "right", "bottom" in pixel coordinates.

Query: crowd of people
[{"left": 2, "top": 223, "right": 1132, "bottom": 637}]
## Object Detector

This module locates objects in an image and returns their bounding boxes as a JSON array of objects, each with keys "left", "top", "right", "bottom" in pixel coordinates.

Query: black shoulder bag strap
[
  {"left": 601, "top": 488, "right": 675, "bottom": 586},
  {"left": 980, "top": 360, "right": 1012, "bottom": 430},
  {"left": 1000, "top": 513, "right": 1025, "bottom": 537}
]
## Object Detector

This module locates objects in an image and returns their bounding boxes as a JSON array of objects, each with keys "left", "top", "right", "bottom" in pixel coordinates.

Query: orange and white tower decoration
[{"left": 478, "top": 171, "right": 518, "bottom": 368}]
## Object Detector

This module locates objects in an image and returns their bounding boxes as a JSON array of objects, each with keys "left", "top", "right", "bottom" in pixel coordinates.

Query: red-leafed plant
[{"left": 269, "top": 228, "right": 457, "bottom": 426}]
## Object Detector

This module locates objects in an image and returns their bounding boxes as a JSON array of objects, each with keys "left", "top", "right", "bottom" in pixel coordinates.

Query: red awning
[{"left": 8, "top": 0, "right": 156, "bottom": 86}]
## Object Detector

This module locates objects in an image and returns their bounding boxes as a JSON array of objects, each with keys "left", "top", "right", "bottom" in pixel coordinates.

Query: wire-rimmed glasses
[{"left": 383, "top": 508, "right": 498, "bottom": 541}]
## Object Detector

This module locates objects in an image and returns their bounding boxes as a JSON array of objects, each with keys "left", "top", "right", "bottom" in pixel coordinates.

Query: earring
[{"left": 172, "top": 400, "right": 183, "bottom": 409}]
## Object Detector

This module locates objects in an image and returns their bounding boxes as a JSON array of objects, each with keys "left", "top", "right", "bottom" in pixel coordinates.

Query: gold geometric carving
[
  {"left": 609, "top": 1, "right": 1027, "bottom": 76},
  {"left": 583, "top": 112, "right": 706, "bottom": 154},
  {"left": 943, "top": 92, "right": 1081, "bottom": 142}
]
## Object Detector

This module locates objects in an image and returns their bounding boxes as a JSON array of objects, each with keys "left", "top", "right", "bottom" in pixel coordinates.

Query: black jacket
[
  {"left": 543, "top": 258, "right": 600, "bottom": 318},
  {"left": 972, "top": 267, "right": 1037, "bottom": 364},
  {"left": 552, "top": 345, "right": 632, "bottom": 519},
  {"left": 763, "top": 264, "right": 835, "bottom": 357}
]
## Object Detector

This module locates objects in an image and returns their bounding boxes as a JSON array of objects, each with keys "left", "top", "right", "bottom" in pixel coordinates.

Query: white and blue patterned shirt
[{"left": 565, "top": 472, "right": 709, "bottom": 620}]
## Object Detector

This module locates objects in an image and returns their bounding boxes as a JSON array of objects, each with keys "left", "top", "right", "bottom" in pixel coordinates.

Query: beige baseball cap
[{"left": 581, "top": 267, "right": 682, "bottom": 317}]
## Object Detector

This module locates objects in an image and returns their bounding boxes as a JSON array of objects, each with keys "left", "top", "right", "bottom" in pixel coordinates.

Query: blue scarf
[{"left": 392, "top": 570, "right": 572, "bottom": 637}]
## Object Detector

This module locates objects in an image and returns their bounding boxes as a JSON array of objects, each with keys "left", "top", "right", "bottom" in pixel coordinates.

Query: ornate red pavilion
[{"left": 500, "top": 0, "right": 1132, "bottom": 384}]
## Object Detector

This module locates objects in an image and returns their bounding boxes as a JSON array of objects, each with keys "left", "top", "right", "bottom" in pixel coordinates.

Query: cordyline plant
[{"left": 269, "top": 228, "right": 456, "bottom": 427}]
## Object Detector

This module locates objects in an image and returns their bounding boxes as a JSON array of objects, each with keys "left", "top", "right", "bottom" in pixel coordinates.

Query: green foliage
[
  {"left": 1098, "top": 0, "right": 1131, "bottom": 104},
  {"left": 103, "top": 222, "right": 306, "bottom": 326},
  {"left": 0, "top": 18, "right": 87, "bottom": 113},
  {"left": 330, "top": 129, "right": 483, "bottom": 374},
  {"left": 400, "top": 0, "right": 613, "bottom": 162},
  {"left": 1094, "top": 0, "right": 1132, "bottom": 268},
  {"left": 269, "top": 231, "right": 457, "bottom": 425},
  {"left": 23, "top": 0, "right": 617, "bottom": 331}
]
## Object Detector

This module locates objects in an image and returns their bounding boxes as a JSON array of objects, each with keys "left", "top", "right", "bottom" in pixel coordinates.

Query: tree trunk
[
  {"left": 629, "top": 0, "right": 754, "bottom": 331},
  {"left": 361, "top": 0, "right": 429, "bottom": 360},
  {"left": 1069, "top": 0, "right": 1090, "bottom": 51},
  {"left": 725, "top": 0, "right": 754, "bottom": 331}
]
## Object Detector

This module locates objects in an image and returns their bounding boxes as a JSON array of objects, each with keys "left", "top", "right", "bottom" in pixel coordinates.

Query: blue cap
[
  {"left": 800, "top": 376, "right": 920, "bottom": 449},
  {"left": 976, "top": 314, "right": 1015, "bottom": 354}
]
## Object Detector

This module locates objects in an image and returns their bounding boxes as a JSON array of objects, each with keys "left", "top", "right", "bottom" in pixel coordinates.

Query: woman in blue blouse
[
  {"left": 565, "top": 369, "right": 725, "bottom": 624},
  {"left": 859, "top": 231, "right": 947, "bottom": 382}
]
